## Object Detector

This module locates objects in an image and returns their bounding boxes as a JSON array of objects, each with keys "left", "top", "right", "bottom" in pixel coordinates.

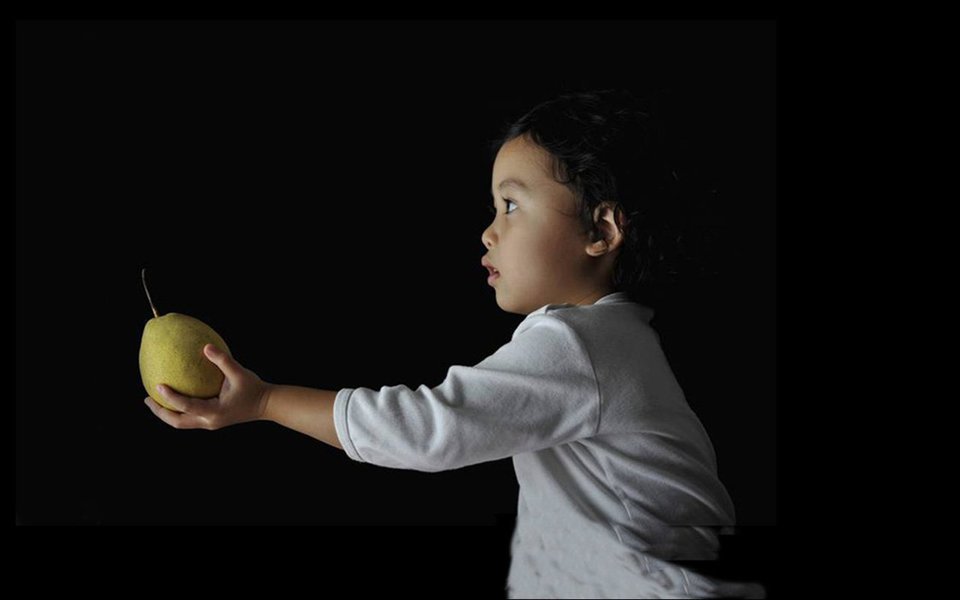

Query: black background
[{"left": 16, "top": 18, "right": 777, "bottom": 595}]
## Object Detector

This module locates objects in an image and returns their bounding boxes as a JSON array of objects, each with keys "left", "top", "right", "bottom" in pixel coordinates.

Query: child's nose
[{"left": 481, "top": 224, "right": 495, "bottom": 248}]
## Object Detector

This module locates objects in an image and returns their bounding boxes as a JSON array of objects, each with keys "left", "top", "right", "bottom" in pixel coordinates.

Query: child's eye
[{"left": 488, "top": 199, "right": 517, "bottom": 216}]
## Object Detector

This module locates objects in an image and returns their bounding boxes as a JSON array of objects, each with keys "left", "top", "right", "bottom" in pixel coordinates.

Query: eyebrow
[{"left": 491, "top": 178, "right": 530, "bottom": 199}]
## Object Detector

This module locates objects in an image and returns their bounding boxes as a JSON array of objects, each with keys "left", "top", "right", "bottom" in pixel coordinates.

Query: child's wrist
[{"left": 258, "top": 382, "right": 277, "bottom": 422}]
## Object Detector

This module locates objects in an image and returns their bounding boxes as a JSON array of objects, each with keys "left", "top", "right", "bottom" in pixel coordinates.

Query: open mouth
[{"left": 482, "top": 257, "right": 501, "bottom": 284}]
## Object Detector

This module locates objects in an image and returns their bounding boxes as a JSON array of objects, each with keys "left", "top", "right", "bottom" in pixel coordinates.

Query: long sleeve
[{"left": 333, "top": 314, "right": 600, "bottom": 472}]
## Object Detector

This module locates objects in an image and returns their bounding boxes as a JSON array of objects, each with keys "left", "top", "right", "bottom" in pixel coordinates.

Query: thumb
[{"left": 203, "top": 344, "right": 240, "bottom": 378}]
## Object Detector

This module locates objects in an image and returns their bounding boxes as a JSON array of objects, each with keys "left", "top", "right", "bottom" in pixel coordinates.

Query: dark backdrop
[{"left": 16, "top": 18, "right": 776, "bottom": 595}]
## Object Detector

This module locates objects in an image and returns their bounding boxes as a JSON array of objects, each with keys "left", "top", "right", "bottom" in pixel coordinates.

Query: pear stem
[{"left": 141, "top": 268, "right": 159, "bottom": 318}]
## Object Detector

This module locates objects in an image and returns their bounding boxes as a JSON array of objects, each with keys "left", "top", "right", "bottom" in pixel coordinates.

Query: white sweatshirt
[{"left": 333, "top": 291, "right": 767, "bottom": 598}]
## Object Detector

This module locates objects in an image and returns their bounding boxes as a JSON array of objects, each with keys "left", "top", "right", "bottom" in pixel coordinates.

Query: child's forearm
[{"left": 260, "top": 384, "right": 343, "bottom": 450}]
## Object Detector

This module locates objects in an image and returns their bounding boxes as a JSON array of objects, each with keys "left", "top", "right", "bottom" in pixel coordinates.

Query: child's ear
[{"left": 586, "top": 202, "right": 627, "bottom": 257}]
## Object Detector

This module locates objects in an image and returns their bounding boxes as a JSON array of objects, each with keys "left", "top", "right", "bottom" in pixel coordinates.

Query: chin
[
  {"left": 495, "top": 293, "right": 530, "bottom": 316},
  {"left": 494, "top": 292, "right": 512, "bottom": 314}
]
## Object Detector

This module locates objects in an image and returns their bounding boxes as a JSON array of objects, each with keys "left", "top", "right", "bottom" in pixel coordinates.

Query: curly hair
[{"left": 489, "top": 88, "right": 725, "bottom": 307}]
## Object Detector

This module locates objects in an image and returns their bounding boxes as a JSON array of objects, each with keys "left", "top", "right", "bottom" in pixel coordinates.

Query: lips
[{"left": 481, "top": 257, "right": 500, "bottom": 277}]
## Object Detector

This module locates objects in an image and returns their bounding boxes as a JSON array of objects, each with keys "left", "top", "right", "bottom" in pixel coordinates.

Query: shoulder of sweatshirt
[{"left": 513, "top": 298, "right": 659, "bottom": 347}]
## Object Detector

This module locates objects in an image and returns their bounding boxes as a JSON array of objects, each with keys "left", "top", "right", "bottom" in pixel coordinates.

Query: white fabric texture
[{"left": 334, "top": 292, "right": 767, "bottom": 598}]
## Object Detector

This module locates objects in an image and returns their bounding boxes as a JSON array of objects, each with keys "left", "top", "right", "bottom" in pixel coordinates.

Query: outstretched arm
[
  {"left": 260, "top": 385, "right": 341, "bottom": 449},
  {"left": 146, "top": 312, "right": 600, "bottom": 471},
  {"left": 143, "top": 343, "right": 343, "bottom": 450}
]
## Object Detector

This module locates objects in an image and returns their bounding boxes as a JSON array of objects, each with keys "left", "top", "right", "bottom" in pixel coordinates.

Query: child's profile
[{"left": 144, "top": 88, "right": 768, "bottom": 599}]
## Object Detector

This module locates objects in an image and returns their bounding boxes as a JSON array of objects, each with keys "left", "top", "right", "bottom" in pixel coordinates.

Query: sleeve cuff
[{"left": 333, "top": 387, "right": 365, "bottom": 463}]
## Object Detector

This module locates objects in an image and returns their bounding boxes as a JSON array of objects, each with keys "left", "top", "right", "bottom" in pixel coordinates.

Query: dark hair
[{"left": 490, "top": 89, "right": 725, "bottom": 307}]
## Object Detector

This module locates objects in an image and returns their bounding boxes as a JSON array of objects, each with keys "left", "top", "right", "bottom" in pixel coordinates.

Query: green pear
[{"left": 139, "top": 269, "right": 232, "bottom": 412}]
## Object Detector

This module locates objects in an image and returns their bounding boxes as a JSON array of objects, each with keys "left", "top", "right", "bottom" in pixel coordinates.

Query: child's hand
[{"left": 144, "top": 343, "right": 273, "bottom": 430}]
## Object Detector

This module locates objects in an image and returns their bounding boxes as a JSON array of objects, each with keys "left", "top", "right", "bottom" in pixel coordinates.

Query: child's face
[{"left": 482, "top": 135, "right": 614, "bottom": 315}]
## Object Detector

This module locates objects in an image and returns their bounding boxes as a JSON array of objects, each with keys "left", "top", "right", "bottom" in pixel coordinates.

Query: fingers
[
  {"left": 144, "top": 396, "right": 210, "bottom": 430},
  {"left": 202, "top": 344, "right": 242, "bottom": 380},
  {"left": 154, "top": 384, "right": 204, "bottom": 414}
]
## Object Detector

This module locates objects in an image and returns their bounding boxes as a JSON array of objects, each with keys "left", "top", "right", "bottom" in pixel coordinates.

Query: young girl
[{"left": 144, "top": 89, "right": 767, "bottom": 599}]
